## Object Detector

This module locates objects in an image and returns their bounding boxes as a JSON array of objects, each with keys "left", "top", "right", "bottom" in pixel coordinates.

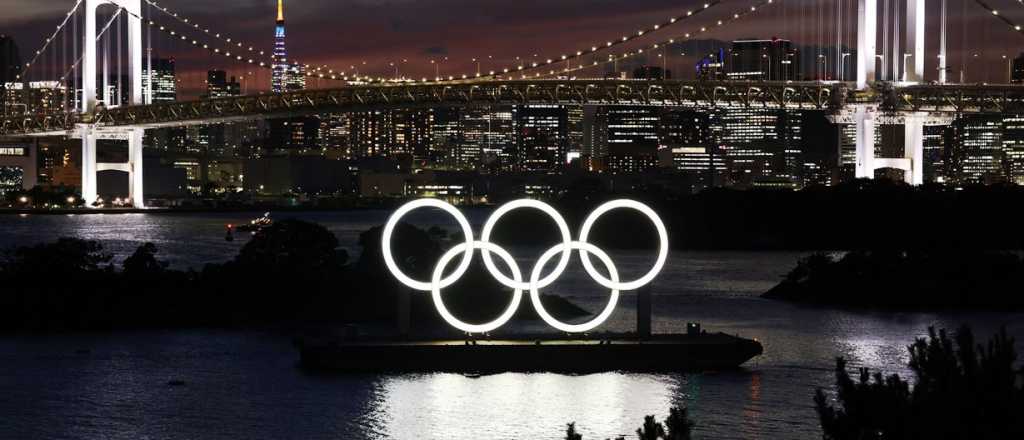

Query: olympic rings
[{"left": 382, "top": 198, "right": 668, "bottom": 333}]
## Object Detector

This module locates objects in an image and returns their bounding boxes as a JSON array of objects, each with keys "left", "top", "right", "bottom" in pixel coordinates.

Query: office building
[
  {"left": 513, "top": 105, "right": 569, "bottom": 172},
  {"left": 727, "top": 39, "right": 798, "bottom": 81},
  {"left": 143, "top": 58, "right": 176, "bottom": 103}
]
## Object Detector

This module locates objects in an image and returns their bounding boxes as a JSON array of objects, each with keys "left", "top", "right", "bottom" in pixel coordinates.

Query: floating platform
[{"left": 298, "top": 332, "right": 763, "bottom": 373}]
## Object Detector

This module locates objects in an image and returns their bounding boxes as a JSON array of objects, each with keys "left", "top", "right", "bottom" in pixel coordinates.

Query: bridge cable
[
  {"left": 16, "top": 0, "right": 85, "bottom": 81},
  {"left": 535, "top": 0, "right": 778, "bottom": 79}
]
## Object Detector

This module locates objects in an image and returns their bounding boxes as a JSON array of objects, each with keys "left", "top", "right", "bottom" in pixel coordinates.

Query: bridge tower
[
  {"left": 79, "top": 0, "right": 145, "bottom": 207},
  {"left": 854, "top": 0, "right": 928, "bottom": 185}
]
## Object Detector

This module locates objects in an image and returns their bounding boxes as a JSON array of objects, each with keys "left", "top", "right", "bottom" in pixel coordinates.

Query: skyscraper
[
  {"left": 727, "top": 39, "right": 798, "bottom": 81},
  {"left": 272, "top": 0, "right": 288, "bottom": 93},
  {"left": 513, "top": 105, "right": 569, "bottom": 172},
  {"left": 0, "top": 35, "right": 22, "bottom": 86},
  {"left": 142, "top": 58, "right": 176, "bottom": 103},
  {"left": 206, "top": 70, "right": 240, "bottom": 99}
]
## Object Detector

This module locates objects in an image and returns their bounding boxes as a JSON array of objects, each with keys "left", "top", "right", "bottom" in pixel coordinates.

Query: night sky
[{"left": 3, "top": 0, "right": 1021, "bottom": 97}]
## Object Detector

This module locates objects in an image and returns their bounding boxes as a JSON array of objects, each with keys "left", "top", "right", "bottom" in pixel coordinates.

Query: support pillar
[
  {"left": 906, "top": 0, "right": 925, "bottom": 83},
  {"left": 904, "top": 116, "right": 924, "bottom": 185},
  {"left": 128, "top": 129, "right": 144, "bottom": 207},
  {"left": 856, "top": 0, "right": 877, "bottom": 89},
  {"left": 637, "top": 286, "right": 652, "bottom": 339},
  {"left": 938, "top": 0, "right": 948, "bottom": 84},
  {"left": 855, "top": 108, "right": 876, "bottom": 178},
  {"left": 80, "top": 125, "right": 98, "bottom": 206},
  {"left": 397, "top": 288, "right": 411, "bottom": 337}
]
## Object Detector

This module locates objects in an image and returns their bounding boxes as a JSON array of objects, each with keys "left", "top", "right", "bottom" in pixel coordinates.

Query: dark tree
[
  {"left": 1, "top": 237, "right": 111, "bottom": 278},
  {"left": 122, "top": 242, "right": 168, "bottom": 277},
  {"left": 235, "top": 218, "right": 346, "bottom": 276},
  {"left": 815, "top": 326, "right": 1024, "bottom": 440},
  {"left": 663, "top": 406, "right": 695, "bottom": 440},
  {"left": 636, "top": 415, "right": 666, "bottom": 440},
  {"left": 565, "top": 422, "right": 582, "bottom": 440}
]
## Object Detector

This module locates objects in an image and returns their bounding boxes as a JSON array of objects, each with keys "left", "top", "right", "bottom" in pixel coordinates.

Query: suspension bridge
[{"left": 2, "top": 0, "right": 1024, "bottom": 206}]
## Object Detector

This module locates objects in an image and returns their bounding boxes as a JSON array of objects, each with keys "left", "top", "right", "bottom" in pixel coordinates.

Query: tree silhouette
[
  {"left": 816, "top": 326, "right": 1024, "bottom": 439},
  {"left": 636, "top": 415, "right": 666, "bottom": 440}
]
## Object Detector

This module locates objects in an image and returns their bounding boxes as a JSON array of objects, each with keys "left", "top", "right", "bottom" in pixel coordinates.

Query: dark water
[{"left": 0, "top": 211, "right": 1021, "bottom": 439}]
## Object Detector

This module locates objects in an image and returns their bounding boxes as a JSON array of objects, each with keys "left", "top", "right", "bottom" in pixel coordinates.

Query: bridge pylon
[{"left": 80, "top": 0, "right": 146, "bottom": 208}]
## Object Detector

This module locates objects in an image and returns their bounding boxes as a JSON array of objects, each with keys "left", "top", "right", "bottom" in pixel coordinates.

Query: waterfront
[{"left": 0, "top": 212, "right": 1022, "bottom": 439}]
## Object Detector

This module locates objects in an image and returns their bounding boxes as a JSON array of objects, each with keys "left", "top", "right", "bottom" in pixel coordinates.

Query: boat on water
[
  {"left": 225, "top": 212, "right": 273, "bottom": 241},
  {"left": 297, "top": 330, "right": 763, "bottom": 373}
]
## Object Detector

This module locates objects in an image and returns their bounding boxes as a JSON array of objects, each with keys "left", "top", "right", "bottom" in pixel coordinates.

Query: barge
[{"left": 298, "top": 330, "right": 763, "bottom": 373}]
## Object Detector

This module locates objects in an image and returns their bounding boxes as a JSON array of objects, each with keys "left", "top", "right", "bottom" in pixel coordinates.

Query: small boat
[
  {"left": 166, "top": 379, "right": 186, "bottom": 387},
  {"left": 224, "top": 225, "right": 235, "bottom": 242},
  {"left": 235, "top": 212, "right": 273, "bottom": 233}
]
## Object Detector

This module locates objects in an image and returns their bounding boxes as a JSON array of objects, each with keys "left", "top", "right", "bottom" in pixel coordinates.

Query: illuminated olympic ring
[{"left": 381, "top": 199, "right": 669, "bottom": 333}]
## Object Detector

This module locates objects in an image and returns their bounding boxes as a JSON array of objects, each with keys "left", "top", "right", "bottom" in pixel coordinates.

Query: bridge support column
[
  {"left": 79, "top": 126, "right": 99, "bottom": 206},
  {"left": 906, "top": 0, "right": 925, "bottom": 83},
  {"left": 128, "top": 128, "right": 145, "bottom": 208},
  {"left": 856, "top": 0, "right": 877, "bottom": 89},
  {"left": 855, "top": 108, "right": 876, "bottom": 178},
  {"left": 83, "top": 0, "right": 144, "bottom": 111},
  {"left": 904, "top": 115, "right": 925, "bottom": 185}
]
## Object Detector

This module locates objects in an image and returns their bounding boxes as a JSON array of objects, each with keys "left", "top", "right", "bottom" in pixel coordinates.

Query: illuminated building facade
[
  {"left": 948, "top": 115, "right": 1004, "bottom": 185},
  {"left": 715, "top": 108, "right": 802, "bottom": 187},
  {"left": 142, "top": 58, "right": 176, "bottom": 103},
  {"left": 462, "top": 106, "right": 514, "bottom": 170},
  {"left": 513, "top": 105, "right": 569, "bottom": 172}
]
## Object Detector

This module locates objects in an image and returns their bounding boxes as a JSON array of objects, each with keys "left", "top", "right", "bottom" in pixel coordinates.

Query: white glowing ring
[
  {"left": 578, "top": 199, "right": 669, "bottom": 291},
  {"left": 530, "top": 241, "right": 619, "bottom": 333},
  {"left": 480, "top": 199, "right": 573, "bottom": 290},
  {"left": 381, "top": 198, "right": 475, "bottom": 291},
  {"left": 432, "top": 241, "right": 524, "bottom": 334},
  {"left": 382, "top": 198, "right": 668, "bottom": 333}
]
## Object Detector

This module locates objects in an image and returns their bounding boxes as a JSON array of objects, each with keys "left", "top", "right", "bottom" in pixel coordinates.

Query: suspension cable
[{"left": 17, "top": 0, "right": 85, "bottom": 81}]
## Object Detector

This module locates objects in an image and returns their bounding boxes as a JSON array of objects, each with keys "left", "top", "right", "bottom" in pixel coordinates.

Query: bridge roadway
[{"left": 3, "top": 79, "right": 1024, "bottom": 137}]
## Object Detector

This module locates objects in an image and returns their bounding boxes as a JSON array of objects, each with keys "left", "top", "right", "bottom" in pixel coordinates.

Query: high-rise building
[
  {"left": 1002, "top": 115, "right": 1024, "bottom": 185},
  {"left": 143, "top": 58, "right": 176, "bottom": 103},
  {"left": 431, "top": 108, "right": 461, "bottom": 168},
  {"left": 272, "top": 0, "right": 289, "bottom": 93},
  {"left": 948, "top": 115, "right": 1004, "bottom": 185},
  {"left": 727, "top": 39, "right": 798, "bottom": 81},
  {"left": 3, "top": 81, "right": 65, "bottom": 115},
  {"left": 601, "top": 106, "right": 660, "bottom": 174},
  {"left": 318, "top": 114, "right": 352, "bottom": 159},
  {"left": 461, "top": 106, "right": 514, "bottom": 170},
  {"left": 513, "top": 105, "right": 569, "bottom": 172},
  {"left": 350, "top": 111, "right": 394, "bottom": 159},
  {"left": 715, "top": 108, "right": 803, "bottom": 187},
  {"left": 0, "top": 35, "right": 22, "bottom": 90},
  {"left": 392, "top": 109, "right": 433, "bottom": 162},
  {"left": 633, "top": 66, "right": 671, "bottom": 80},
  {"left": 659, "top": 110, "right": 724, "bottom": 189},
  {"left": 206, "top": 70, "right": 241, "bottom": 98},
  {"left": 1012, "top": 53, "right": 1024, "bottom": 84}
]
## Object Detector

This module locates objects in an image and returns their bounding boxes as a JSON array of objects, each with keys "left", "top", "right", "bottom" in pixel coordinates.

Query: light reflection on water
[{"left": 0, "top": 212, "right": 1022, "bottom": 439}]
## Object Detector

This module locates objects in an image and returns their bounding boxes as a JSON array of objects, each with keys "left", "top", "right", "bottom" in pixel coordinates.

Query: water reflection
[{"left": 379, "top": 372, "right": 680, "bottom": 439}]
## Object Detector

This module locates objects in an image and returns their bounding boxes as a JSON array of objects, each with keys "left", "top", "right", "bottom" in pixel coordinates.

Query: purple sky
[{"left": 4, "top": 0, "right": 1022, "bottom": 97}]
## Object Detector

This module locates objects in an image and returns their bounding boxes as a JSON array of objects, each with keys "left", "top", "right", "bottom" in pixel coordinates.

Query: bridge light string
[
  {"left": 142, "top": 0, "right": 369, "bottom": 83},
  {"left": 422, "top": 0, "right": 723, "bottom": 82},
  {"left": 16, "top": 0, "right": 85, "bottom": 81},
  {"left": 133, "top": 0, "right": 726, "bottom": 86},
  {"left": 57, "top": 8, "right": 127, "bottom": 85},
  {"left": 974, "top": 0, "right": 1024, "bottom": 36},
  {"left": 531, "top": 0, "right": 777, "bottom": 79}
]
